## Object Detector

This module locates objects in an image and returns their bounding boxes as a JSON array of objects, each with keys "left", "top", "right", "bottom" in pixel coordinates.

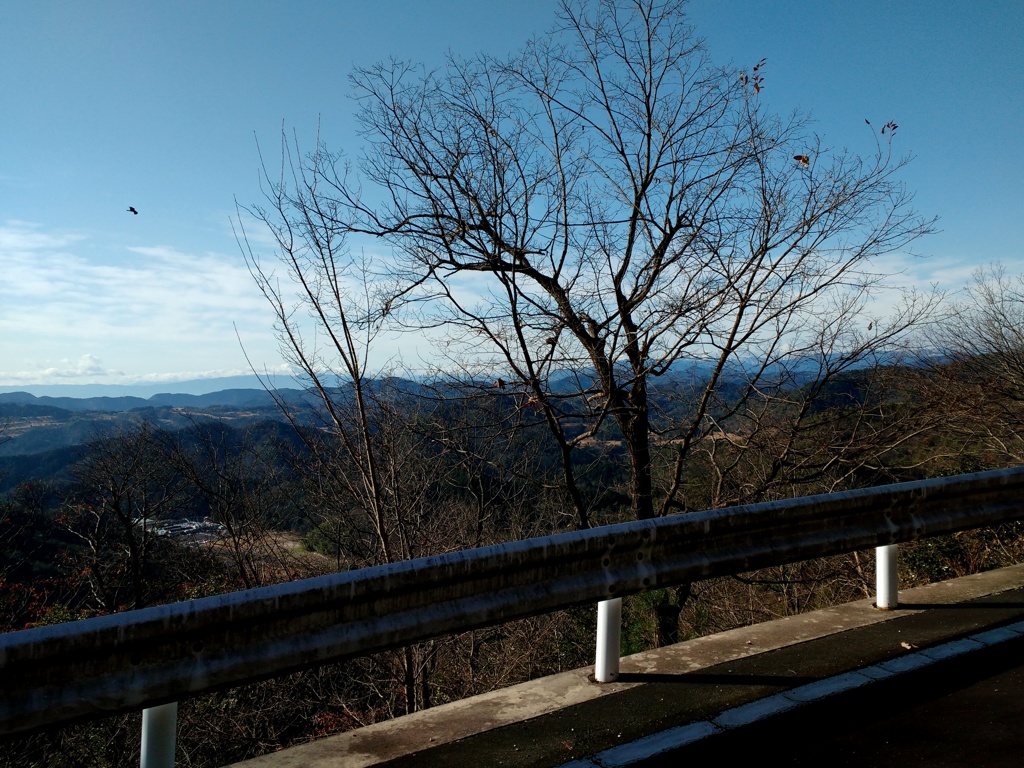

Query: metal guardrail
[{"left": 3, "top": 467, "right": 1024, "bottom": 739}]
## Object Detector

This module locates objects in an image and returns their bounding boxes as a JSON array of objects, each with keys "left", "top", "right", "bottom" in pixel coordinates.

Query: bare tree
[
  {"left": 927, "top": 265, "right": 1024, "bottom": 465},
  {"left": 237, "top": 150, "right": 522, "bottom": 714},
  {"left": 166, "top": 419, "right": 302, "bottom": 588},
  {"left": 236, "top": 132, "right": 407, "bottom": 566},
  {"left": 252, "top": 0, "right": 933, "bottom": 526},
  {"left": 61, "top": 423, "right": 188, "bottom": 610}
]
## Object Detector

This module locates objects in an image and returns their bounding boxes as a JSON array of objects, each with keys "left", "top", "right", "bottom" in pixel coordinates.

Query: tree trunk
[{"left": 624, "top": 378, "right": 655, "bottom": 521}]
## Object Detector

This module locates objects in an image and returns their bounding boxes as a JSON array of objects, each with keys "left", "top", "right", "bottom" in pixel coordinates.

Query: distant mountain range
[
  {"left": 0, "top": 374, "right": 294, "bottom": 399},
  {"left": 0, "top": 387, "right": 299, "bottom": 414}
]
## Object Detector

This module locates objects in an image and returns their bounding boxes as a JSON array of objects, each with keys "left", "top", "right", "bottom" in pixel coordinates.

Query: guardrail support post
[
  {"left": 140, "top": 702, "right": 177, "bottom": 768},
  {"left": 876, "top": 544, "right": 898, "bottom": 610},
  {"left": 595, "top": 597, "right": 622, "bottom": 682}
]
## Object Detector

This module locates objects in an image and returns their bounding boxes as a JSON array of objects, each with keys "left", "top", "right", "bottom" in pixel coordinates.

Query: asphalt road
[{"left": 648, "top": 627, "right": 1024, "bottom": 767}]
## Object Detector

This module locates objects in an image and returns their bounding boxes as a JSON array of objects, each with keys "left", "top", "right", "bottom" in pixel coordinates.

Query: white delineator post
[
  {"left": 876, "top": 544, "right": 898, "bottom": 610},
  {"left": 140, "top": 702, "right": 178, "bottom": 768},
  {"left": 595, "top": 597, "right": 623, "bottom": 682}
]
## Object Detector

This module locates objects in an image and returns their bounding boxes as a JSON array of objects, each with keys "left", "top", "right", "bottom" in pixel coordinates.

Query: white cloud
[
  {"left": 124, "top": 363, "right": 297, "bottom": 384},
  {"left": 0, "top": 221, "right": 286, "bottom": 384},
  {"left": 52, "top": 353, "right": 111, "bottom": 378},
  {"left": 0, "top": 354, "right": 117, "bottom": 384}
]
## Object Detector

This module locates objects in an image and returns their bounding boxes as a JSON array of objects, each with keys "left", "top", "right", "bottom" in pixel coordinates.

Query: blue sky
[{"left": 2, "top": 1, "right": 1021, "bottom": 392}]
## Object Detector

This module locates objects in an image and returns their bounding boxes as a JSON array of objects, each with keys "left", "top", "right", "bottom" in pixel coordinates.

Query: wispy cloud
[{"left": 0, "top": 221, "right": 284, "bottom": 384}]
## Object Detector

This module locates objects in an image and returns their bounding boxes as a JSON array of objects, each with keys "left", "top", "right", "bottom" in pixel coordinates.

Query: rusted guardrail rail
[{"left": 2, "top": 467, "right": 1024, "bottom": 765}]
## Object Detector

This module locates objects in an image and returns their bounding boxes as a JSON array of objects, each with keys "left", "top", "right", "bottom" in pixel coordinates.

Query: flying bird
[
  {"left": 127, "top": 206, "right": 139, "bottom": 215},
  {"left": 793, "top": 155, "right": 810, "bottom": 168}
]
